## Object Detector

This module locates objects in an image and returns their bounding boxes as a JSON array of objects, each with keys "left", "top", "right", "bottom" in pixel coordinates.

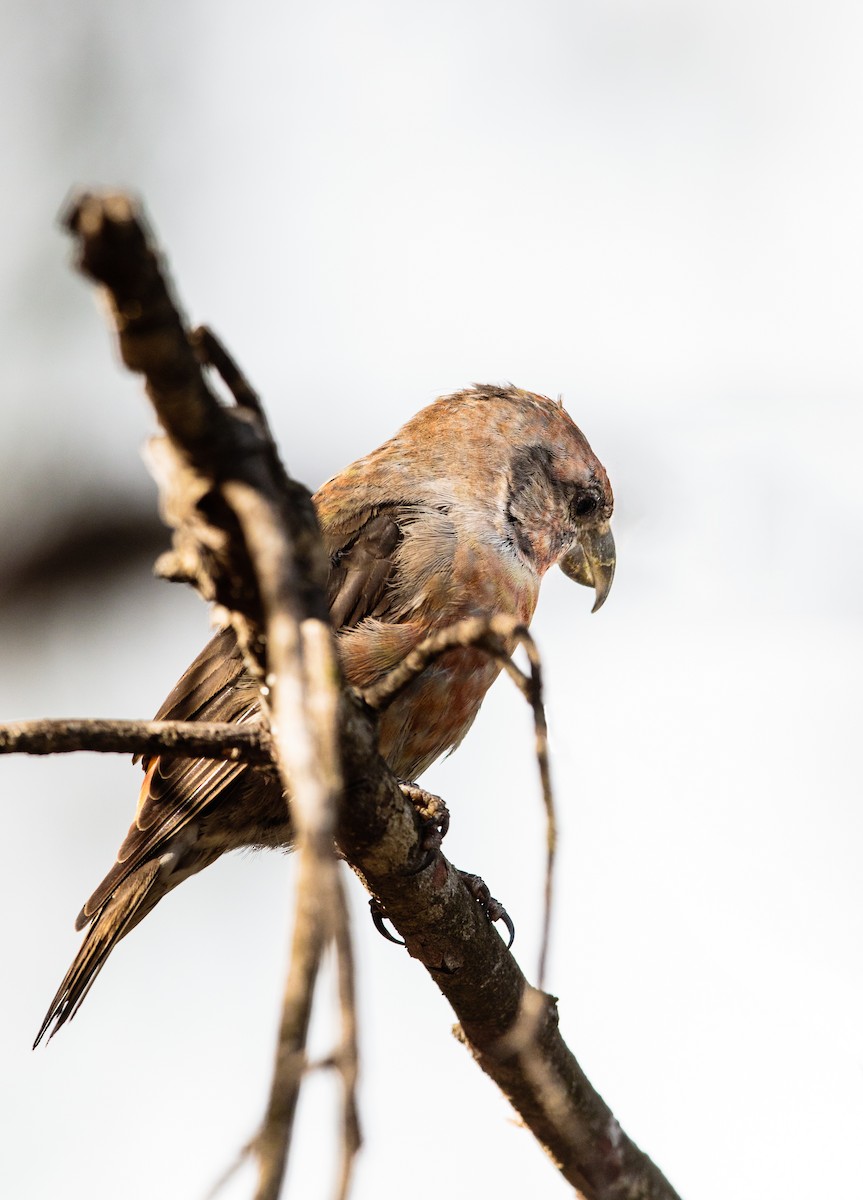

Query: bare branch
[
  {"left": 221, "top": 485, "right": 353, "bottom": 1199},
  {"left": 335, "top": 715, "right": 681, "bottom": 1199},
  {"left": 62, "top": 189, "right": 351, "bottom": 1200},
  {"left": 191, "top": 324, "right": 271, "bottom": 427},
  {"left": 0, "top": 717, "right": 271, "bottom": 762},
  {"left": 49, "top": 189, "right": 681, "bottom": 1200},
  {"left": 250, "top": 847, "right": 327, "bottom": 1200},
  {"left": 332, "top": 869, "right": 361, "bottom": 1200}
]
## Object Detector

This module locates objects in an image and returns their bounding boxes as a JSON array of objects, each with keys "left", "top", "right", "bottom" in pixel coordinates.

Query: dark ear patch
[
  {"left": 508, "top": 443, "right": 554, "bottom": 494},
  {"left": 506, "top": 444, "right": 555, "bottom": 556}
]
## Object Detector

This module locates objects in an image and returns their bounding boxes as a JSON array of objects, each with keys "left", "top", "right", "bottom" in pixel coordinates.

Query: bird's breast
[
  {"left": 375, "top": 538, "right": 540, "bottom": 779},
  {"left": 448, "top": 535, "right": 540, "bottom": 624},
  {"left": 376, "top": 645, "right": 504, "bottom": 779}
]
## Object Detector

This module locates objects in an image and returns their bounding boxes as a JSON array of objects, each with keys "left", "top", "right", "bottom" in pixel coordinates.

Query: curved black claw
[
  {"left": 369, "top": 897, "right": 405, "bottom": 946},
  {"left": 399, "top": 782, "right": 450, "bottom": 874},
  {"left": 458, "top": 870, "right": 516, "bottom": 949}
]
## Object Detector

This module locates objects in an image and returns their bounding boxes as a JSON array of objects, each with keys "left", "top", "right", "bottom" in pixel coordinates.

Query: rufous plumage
[{"left": 36, "top": 384, "right": 615, "bottom": 1043}]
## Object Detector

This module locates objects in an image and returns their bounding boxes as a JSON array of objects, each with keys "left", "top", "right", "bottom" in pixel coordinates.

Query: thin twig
[
  {"left": 363, "top": 613, "right": 556, "bottom": 989},
  {"left": 493, "top": 987, "right": 576, "bottom": 1147},
  {"left": 332, "top": 870, "right": 361, "bottom": 1200},
  {"left": 0, "top": 717, "right": 271, "bottom": 762},
  {"left": 250, "top": 845, "right": 327, "bottom": 1200},
  {"left": 191, "top": 324, "right": 272, "bottom": 429}
]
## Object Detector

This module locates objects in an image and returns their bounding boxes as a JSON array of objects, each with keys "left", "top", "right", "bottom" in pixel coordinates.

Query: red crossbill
[{"left": 36, "top": 383, "right": 615, "bottom": 1044}]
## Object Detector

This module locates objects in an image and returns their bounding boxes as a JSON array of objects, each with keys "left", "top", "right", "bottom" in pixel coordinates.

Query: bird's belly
[{"left": 376, "top": 647, "right": 502, "bottom": 779}]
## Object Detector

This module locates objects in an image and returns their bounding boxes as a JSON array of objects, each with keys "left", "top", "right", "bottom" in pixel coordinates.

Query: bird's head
[
  {"left": 491, "top": 387, "right": 616, "bottom": 612},
  {"left": 343, "top": 383, "right": 616, "bottom": 612}
]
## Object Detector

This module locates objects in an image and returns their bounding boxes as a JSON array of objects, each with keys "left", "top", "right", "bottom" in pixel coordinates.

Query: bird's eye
[{"left": 572, "top": 491, "right": 598, "bottom": 518}]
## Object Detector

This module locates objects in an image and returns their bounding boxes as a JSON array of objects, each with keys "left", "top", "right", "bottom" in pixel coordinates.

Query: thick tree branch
[{"left": 334, "top": 696, "right": 681, "bottom": 1200}]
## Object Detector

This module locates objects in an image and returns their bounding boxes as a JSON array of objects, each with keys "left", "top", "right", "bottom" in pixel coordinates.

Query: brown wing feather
[
  {"left": 37, "top": 861, "right": 163, "bottom": 1045},
  {"left": 326, "top": 508, "right": 403, "bottom": 628},
  {"left": 148, "top": 626, "right": 247, "bottom": 732},
  {"left": 78, "top": 629, "right": 259, "bottom": 926},
  {"left": 80, "top": 506, "right": 426, "bottom": 927}
]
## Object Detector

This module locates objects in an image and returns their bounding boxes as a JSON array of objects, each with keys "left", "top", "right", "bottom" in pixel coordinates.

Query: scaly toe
[
  {"left": 457, "top": 870, "right": 515, "bottom": 949},
  {"left": 399, "top": 782, "right": 450, "bottom": 872}
]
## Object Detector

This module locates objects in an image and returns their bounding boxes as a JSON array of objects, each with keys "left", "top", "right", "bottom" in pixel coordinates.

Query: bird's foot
[
  {"left": 369, "top": 788, "right": 512, "bottom": 951},
  {"left": 399, "top": 782, "right": 450, "bottom": 873},
  {"left": 369, "top": 785, "right": 450, "bottom": 948},
  {"left": 369, "top": 897, "right": 404, "bottom": 946},
  {"left": 369, "top": 871, "right": 515, "bottom": 951},
  {"left": 457, "top": 870, "right": 516, "bottom": 949}
]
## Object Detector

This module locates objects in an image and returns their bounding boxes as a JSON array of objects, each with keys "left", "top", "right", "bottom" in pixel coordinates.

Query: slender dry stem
[
  {"left": 0, "top": 717, "right": 271, "bottom": 761},
  {"left": 363, "top": 613, "right": 556, "bottom": 988}
]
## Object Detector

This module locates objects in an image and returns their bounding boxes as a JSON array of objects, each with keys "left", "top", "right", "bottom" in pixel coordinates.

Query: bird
[{"left": 35, "top": 383, "right": 615, "bottom": 1044}]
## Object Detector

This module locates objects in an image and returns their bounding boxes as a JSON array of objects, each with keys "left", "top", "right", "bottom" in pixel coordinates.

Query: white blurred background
[{"left": 1, "top": 2, "right": 861, "bottom": 1197}]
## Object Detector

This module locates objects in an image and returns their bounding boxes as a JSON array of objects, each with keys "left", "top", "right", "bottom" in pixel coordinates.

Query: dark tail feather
[{"left": 34, "top": 861, "right": 163, "bottom": 1047}]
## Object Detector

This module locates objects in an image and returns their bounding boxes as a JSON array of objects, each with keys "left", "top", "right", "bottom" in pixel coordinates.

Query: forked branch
[
  {"left": 0, "top": 191, "right": 682, "bottom": 1200},
  {"left": 63, "top": 189, "right": 352, "bottom": 1200}
]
